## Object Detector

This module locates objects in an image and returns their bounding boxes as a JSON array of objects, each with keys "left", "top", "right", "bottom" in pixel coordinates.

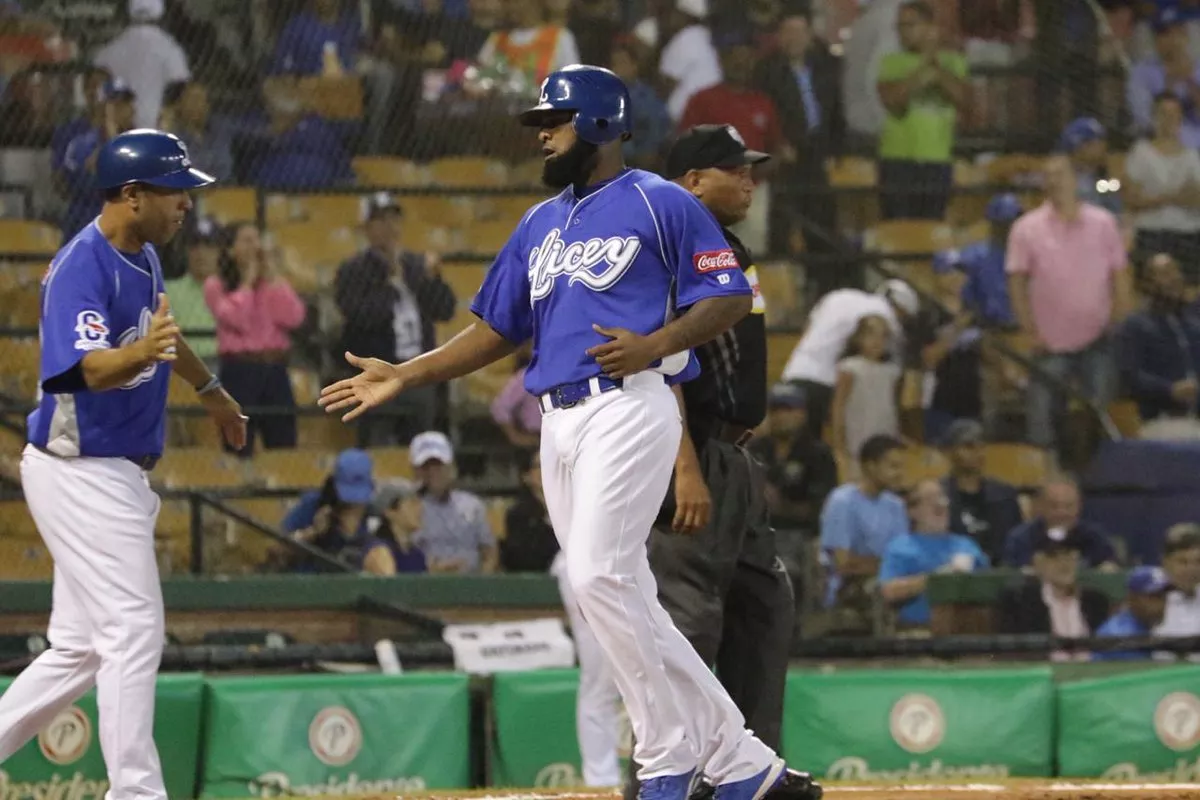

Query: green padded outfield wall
[
  {"left": 0, "top": 673, "right": 204, "bottom": 800},
  {"left": 780, "top": 668, "right": 1055, "bottom": 780},
  {"left": 199, "top": 673, "right": 471, "bottom": 797}
]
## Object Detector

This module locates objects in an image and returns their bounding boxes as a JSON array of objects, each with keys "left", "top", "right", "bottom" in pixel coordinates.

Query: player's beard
[{"left": 543, "top": 138, "right": 599, "bottom": 190}]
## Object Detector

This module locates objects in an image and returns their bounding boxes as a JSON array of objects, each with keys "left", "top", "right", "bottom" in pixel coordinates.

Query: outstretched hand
[
  {"left": 585, "top": 325, "right": 659, "bottom": 379},
  {"left": 318, "top": 352, "right": 406, "bottom": 422}
]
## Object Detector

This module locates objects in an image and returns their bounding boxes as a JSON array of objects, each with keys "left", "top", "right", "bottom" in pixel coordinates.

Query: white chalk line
[{"left": 453, "top": 786, "right": 1200, "bottom": 799}]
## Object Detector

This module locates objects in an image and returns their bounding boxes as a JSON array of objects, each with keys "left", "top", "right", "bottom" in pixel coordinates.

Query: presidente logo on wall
[
  {"left": 38, "top": 706, "right": 93, "bottom": 767},
  {"left": 889, "top": 694, "right": 946, "bottom": 755},
  {"left": 308, "top": 706, "right": 364, "bottom": 767}
]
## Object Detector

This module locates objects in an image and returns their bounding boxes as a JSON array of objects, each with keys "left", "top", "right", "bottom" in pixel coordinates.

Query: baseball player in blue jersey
[
  {"left": 321, "top": 65, "right": 818, "bottom": 800},
  {"left": 0, "top": 129, "right": 246, "bottom": 800}
]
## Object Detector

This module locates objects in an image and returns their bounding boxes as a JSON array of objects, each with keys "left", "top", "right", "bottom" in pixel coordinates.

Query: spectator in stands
[
  {"left": 782, "top": 279, "right": 920, "bottom": 439},
  {"left": 334, "top": 193, "right": 456, "bottom": 446},
  {"left": 1002, "top": 474, "right": 1119, "bottom": 570},
  {"left": 564, "top": 0, "right": 621, "bottom": 67},
  {"left": 501, "top": 449, "right": 559, "bottom": 572},
  {"left": 908, "top": 288, "right": 982, "bottom": 443},
  {"left": 51, "top": 67, "right": 110, "bottom": 180},
  {"left": 0, "top": 67, "right": 57, "bottom": 148},
  {"left": 248, "top": 77, "right": 354, "bottom": 190},
  {"left": 1124, "top": 93, "right": 1200, "bottom": 277},
  {"left": 879, "top": 478, "right": 989, "bottom": 629},
  {"left": 92, "top": 0, "right": 190, "bottom": 130},
  {"left": 749, "top": 383, "right": 839, "bottom": 539},
  {"left": 1129, "top": 1, "right": 1200, "bottom": 66},
  {"left": 371, "top": 478, "right": 430, "bottom": 575},
  {"left": 1157, "top": 522, "right": 1200, "bottom": 637},
  {"left": 939, "top": 419, "right": 1024, "bottom": 564},
  {"left": 476, "top": 0, "right": 580, "bottom": 96},
  {"left": 753, "top": 1, "right": 844, "bottom": 280},
  {"left": 831, "top": 315, "right": 902, "bottom": 474},
  {"left": 995, "top": 535, "right": 1110, "bottom": 649},
  {"left": 1060, "top": 117, "right": 1123, "bottom": 216},
  {"left": 165, "top": 216, "right": 220, "bottom": 370},
  {"left": 272, "top": 0, "right": 360, "bottom": 75},
  {"left": 638, "top": 0, "right": 722, "bottom": 123},
  {"left": 677, "top": 27, "right": 791, "bottom": 254},
  {"left": 875, "top": 0, "right": 969, "bottom": 220},
  {"left": 204, "top": 221, "right": 307, "bottom": 457},
  {"left": 160, "top": 79, "right": 234, "bottom": 182},
  {"left": 491, "top": 342, "right": 540, "bottom": 449},
  {"left": 1128, "top": 6, "right": 1200, "bottom": 150},
  {"left": 1119, "top": 253, "right": 1200, "bottom": 439},
  {"left": 1094, "top": 566, "right": 1171, "bottom": 660},
  {"left": 1007, "top": 154, "right": 1133, "bottom": 453},
  {"left": 410, "top": 431, "right": 499, "bottom": 574},
  {"left": 55, "top": 78, "right": 136, "bottom": 240},
  {"left": 610, "top": 38, "right": 672, "bottom": 171},
  {"left": 934, "top": 193, "right": 1021, "bottom": 329},
  {"left": 819, "top": 434, "right": 909, "bottom": 610}
]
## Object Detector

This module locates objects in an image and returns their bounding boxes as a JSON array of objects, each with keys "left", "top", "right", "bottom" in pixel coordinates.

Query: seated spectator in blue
[
  {"left": 819, "top": 433, "right": 909, "bottom": 608},
  {"left": 161, "top": 79, "right": 235, "bottom": 181},
  {"left": 610, "top": 37, "right": 671, "bottom": 170},
  {"left": 1118, "top": 253, "right": 1200, "bottom": 438},
  {"left": 879, "top": 479, "right": 989, "bottom": 628},
  {"left": 1128, "top": 7, "right": 1200, "bottom": 150},
  {"left": 1002, "top": 474, "right": 1119, "bottom": 570},
  {"left": 1060, "top": 117, "right": 1123, "bottom": 215},
  {"left": 1094, "top": 566, "right": 1171, "bottom": 661},
  {"left": 370, "top": 479, "right": 429, "bottom": 574},
  {"left": 56, "top": 78, "right": 136, "bottom": 239},
  {"left": 248, "top": 78, "right": 354, "bottom": 190},
  {"left": 932, "top": 193, "right": 1020, "bottom": 329},
  {"left": 939, "top": 419, "right": 1024, "bottom": 564},
  {"left": 278, "top": 449, "right": 395, "bottom": 574},
  {"left": 272, "top": 0, "right": 360, "bottom": 76},
  {"left": 51, "top": 67, "right": 111, "bottom": 183}
]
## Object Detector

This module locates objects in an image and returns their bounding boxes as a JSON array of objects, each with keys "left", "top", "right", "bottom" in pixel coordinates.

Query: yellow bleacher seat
[
  {"left": 1108, "top": 400, "right": 1141, "bottom": 438},
  {"left": 289, "top": 368, "right": 320, "bottom": 406},
  {"left": 0, "top": 220, "right": 59, "bottom": 255},
  {"left": 3, "top": 284, "right": 39, "bottom": 327},
  {"left": 403, "top": 225, "right": 458, "bottom": 254},
  {"left": 370, "top": 447, "right": 414, "bottom": 480},
  {"left": 827, "top": 157, "right": 877, "bottom": 187},
  {"left": 154, "top": 448, "right": 246, "bottom": 490},
  {"left": 399, "top": 196, "right": 477, "bottom": 228},
  {"left": 953, "top": 160, "right": 984, "bottom": 187},
  {"left": 900, "top": 446, "right": 950, "bottom": 484},
  {"left": 508, "top": 157, "right": 545, "bottom": 187},
  {"left": 167, "top": 373, "right": 202, "bottom": 407},
  {"left": 296, "top": 417, "right": 357, "bottom": 450},
  {"left": 0, "top": 538, "right": 53, "bottom": 580},
  {"left": 272, "top": 223, "right": 361, "bottom": 287},
  {"left": 0, "top": 501, "right": 38, "bottom": 539},
  {"left": 766, "top": 332, "right": 800, "bottom": 385},
  {"left": 428, "top": 156, "right": 509, "bottom": 188},
  {"left": 442, "top": 262, "right": 487, "bottom": 303},
  {"left": 869, "top": 220, "right": 956, "bottom": 254},
  {"left": 198, "top": 187, "right": 256, "bottom": 225},
  {"left": 983, "top": 443, "right": 1051, "bottom": 489},
  {"left": 268, "top": 194, "right": 367, "bottom": 229},
  {"left": 435, "top": 306, "right": 479, "bottom": 344},
  {"left": 352, "top": 157, "right": 430, "bottom": 188},
  {"left": 473, "top": 194, "right": 546, "bottom": 224},
  {"left": 252, "top": 448, "right": 334, "bottom": 489},
  {"left": 0, "top": 337, "right": 39, "bottom": 398},
  {"left": 754, "top": 261, "right": 801, "bottom": 328},
  {"left": 460, "top": 219, "right": 515, "bottom": 253},
  {"left": 487, "top": 497, "right": 513, "bottom": 540}
]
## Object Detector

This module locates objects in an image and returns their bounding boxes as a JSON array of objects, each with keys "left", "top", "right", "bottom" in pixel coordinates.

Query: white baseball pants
[
  {"left": 0, "top": 446, "right": 167, "bottom": 800},
  {"left": 539, "top": 372, "right": 775, "bottom": 784},
  {"left": 553, "top": 551, "right": 622, "bottom": 786}
]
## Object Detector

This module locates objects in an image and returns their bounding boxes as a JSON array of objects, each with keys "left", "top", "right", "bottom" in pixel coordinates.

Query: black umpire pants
[{"left": 623, "top": 438, "right": 795, "bottom": 798}]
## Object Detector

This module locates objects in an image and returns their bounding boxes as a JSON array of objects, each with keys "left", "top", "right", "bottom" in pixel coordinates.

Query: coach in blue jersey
[
  {"left": 321, "top": 66, "right": 820, "bottom": 800},
  {"left": 0, "top": 129, "right": 245, "bottom": 800}
]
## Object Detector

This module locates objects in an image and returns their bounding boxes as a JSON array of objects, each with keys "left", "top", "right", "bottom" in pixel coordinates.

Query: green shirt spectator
[
  {"left": 165, "top": 216, "right": 220, "bottom": 363},
  {"left": 877, "top": 49, "right": 968, "bottom": 163}
]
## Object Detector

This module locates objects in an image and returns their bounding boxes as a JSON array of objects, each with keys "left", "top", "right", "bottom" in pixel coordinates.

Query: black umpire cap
[{"left": 664, "top": 124, "right": 771, "bottom": 180}]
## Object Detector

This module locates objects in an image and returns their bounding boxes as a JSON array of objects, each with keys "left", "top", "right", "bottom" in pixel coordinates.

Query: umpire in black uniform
[{"left": 623, "top": 125, "right": 819, "bottom": 800}]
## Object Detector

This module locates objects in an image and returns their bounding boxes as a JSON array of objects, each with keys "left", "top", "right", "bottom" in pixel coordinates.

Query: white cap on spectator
[
  {"left": 875, "top": 279, "right": 920, "bottom": 317},
  {"left": 676, "top": 0, "right": 707, "bottom": 17},
  {"left": 361, "top": 191, "right": 402, "bottom": 223},
  {"left": 410, "top": 431, "right": 454, "bottom": 467},
  {"left": 130, "top": 0, "right": 164, "bottom": 22}
]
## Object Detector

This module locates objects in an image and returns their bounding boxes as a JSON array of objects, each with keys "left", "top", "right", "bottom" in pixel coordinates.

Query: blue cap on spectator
[
  {"left": 986, "top": 192, "right": 1023, "bottom": 223},
  {"left": 1128, "top": 566, "right": 1171, "bottom": 596},
  {"left": 932, "top": 249, "right": 962, "bottom": 275},
  {"left": 103, "top": 78, "right": 135, "bottom": 101},
  {"left": 768, "top": 382, "right": 807, "bottom": 409},
  {"left": 333, "top": 449, "right": 375, "bottom": 505},
  {"left": 1059, "top": 117, "right": 1104, "bottom": 153},
  {"left": 1154, "top": 5, "right": 1184, "bottom": 34}
]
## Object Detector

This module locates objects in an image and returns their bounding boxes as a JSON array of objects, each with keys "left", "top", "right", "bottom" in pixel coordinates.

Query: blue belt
[
  {"left": 125, "top": 454, "right": 159, "bottom": 471},
  {"left": 539, "top": 376, "right": 623, "bottom": 412}
]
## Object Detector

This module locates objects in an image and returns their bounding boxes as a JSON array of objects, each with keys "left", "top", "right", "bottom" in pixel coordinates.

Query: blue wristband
[{"left": 197, "top": 376, "right": 222, "bottom": 396}]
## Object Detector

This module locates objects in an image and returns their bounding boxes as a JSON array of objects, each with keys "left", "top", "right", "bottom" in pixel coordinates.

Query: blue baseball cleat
[
  {"left": 639, "top": 769, "right": 698, "bottom": 800},
  {"left": 714, "top": 761, "right": 823, "bottom": 800}
]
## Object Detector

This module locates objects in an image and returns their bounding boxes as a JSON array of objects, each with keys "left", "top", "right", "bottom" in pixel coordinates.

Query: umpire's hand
[{"left": 672, "top": 465, "right": 711, "bottom": 534}]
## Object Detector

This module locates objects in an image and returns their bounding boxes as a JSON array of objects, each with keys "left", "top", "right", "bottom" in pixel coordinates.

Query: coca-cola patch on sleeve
[{"left": 692, "top": 249, "right": 740, "bottom": 273}]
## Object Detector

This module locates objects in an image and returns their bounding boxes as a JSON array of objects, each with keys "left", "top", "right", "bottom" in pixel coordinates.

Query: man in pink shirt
[{"left": 1006, "top": 154, "right": 1134, "bottom": 453}]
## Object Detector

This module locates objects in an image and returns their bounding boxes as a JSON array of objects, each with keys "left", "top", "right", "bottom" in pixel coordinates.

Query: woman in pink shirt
[
  {"left": 490, "top": 343, "right": 541, "bottom": 450},
  {"left": 204, "top": 221, "right": 306, "bottom": 455}
]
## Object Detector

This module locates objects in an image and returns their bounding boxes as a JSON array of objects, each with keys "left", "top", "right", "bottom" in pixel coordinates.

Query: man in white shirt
[
  {"left": 1156, "top": 522, "right": 1200, "bottom": 638},
  {"left": 781, "top": 279, "right": 919, "bottom": 438},
  {"left": 92, "top": 0, "right": 190, "bottom": 130},
  {"left": 635, "top": 0, "right": 722, "bottom": 122}
]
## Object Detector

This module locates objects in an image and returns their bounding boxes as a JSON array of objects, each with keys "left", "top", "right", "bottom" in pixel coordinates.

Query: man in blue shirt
[
  {"left": 1002, "top": 474, "right": 1119, "bottom": 570},
  {"left": 879, "top": 478, "right": 989, "bottom": 627},
  {"left": 0, "top": 130, "right": 245, "bottom": 800},
  {"left": 56, "top": 78, "right": 137, "bottom": 240},
  {"left": 933, "top": 193, "right": 1020, "bottom": 329},
  {"left": 1094, "top": 566, "right": 1171, "bottom": 660},
  {"left": 819, "top": 434, "right": 910, "bottom": 609}
]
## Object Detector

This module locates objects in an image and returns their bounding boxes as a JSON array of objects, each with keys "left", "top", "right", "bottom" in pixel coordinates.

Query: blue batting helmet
[
  {"left": 985, "top": 192, "right": 1023, "bottom": 223},
  {"left": 518, "top": 64, "right": 632, "bottom": 145},
  {"left": 95, "top": 128, "right": 217, "bottom": 191}
]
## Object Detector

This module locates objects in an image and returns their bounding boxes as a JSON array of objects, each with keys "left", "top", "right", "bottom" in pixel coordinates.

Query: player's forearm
[
  {"left": 645, "top": 295, "right": 752, "bottom": 362},
  {"left": 80, "top": 345, "right": 154, "bottom": 391},
  {"left": 400, "top": 321, "right": 517, "bottom": 388},
  {"left": 1007, "top": 274, "right": 1036, "bottom": 337},
  {"left": 172, "top": 336, "right": 217, "bottom": 390}
]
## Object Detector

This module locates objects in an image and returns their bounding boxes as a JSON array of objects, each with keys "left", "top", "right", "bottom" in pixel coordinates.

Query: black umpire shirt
[{"left": 682, "top": 227, "right": 768, "bottom": 446}]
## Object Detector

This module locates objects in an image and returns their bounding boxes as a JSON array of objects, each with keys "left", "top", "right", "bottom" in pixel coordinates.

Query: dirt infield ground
[{"left": 249, "top": 783, "right": 1200, "bottom": 800}]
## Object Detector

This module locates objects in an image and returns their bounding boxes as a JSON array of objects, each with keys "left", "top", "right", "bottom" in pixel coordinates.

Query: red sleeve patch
[{"left": 693, "top": 249, "right": 740, "bottom": 273}]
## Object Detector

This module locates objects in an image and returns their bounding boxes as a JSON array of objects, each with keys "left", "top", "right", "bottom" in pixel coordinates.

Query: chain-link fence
[{"left": 0, "top": 0, "right": 1165, "bottom": 600}]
